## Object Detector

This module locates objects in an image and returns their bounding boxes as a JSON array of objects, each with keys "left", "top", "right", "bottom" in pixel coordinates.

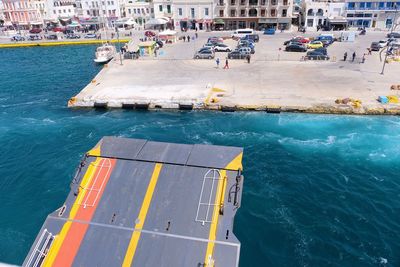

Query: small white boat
[{"left": 94, "top": 44, "right": 116, "bottom": 63}]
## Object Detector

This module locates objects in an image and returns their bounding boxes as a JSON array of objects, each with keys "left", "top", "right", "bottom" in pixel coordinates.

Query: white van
[{"left": 232, "top": 29, "right": 254, "bottom": 38}]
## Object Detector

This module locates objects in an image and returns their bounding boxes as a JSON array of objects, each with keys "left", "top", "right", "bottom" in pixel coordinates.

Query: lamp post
[
  {"left": 381, "top": 3, "right": 398, "bottom": 75},
  {"left": 115, "top": 26, "right": 123, "bottom": 65}
]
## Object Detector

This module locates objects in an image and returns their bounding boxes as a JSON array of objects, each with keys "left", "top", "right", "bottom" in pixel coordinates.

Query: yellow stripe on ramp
[
  {"left": 122, "top": 163, "right": 163, "bottom": 267},
  {"left": 203, "top": 152, "right": 243, "bottom": 266},
  {"left": 42, "top": 157, "right": 102, "bottom": 267}
]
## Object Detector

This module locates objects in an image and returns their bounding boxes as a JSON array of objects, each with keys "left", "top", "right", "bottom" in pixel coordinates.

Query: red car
[
  {"left": 52, "top": 27, "right": 64, "bottom": 32},
  {"left": 293, "top": 36, "right": 310, "bottom": 43},
  {"left": 29, "top": 28, "right": 42, "bottom": 34},
  {"left": 145, "top": 31, "right": 156, "bottom": 37}
]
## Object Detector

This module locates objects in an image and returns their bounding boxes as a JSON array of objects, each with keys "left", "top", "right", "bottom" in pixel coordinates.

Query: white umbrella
[{"left": 145, "top": 18, "right": 168, "bottom": 26}]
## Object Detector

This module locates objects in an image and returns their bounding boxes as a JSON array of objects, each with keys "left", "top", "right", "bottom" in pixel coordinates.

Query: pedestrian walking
[
  {"left": 352, "top": 52, "right": 356, "bottom": 62},
  {"left": 195, "top": 32, "right": 198, "bottom": 39},
  {"left": 367, "top": 48, "right": 372, "bottom": 55},
  {"left": 246, "top": 54, "right": 251, "bottom": 64},
  {"left": 216, "top": 58, "right": 220, "bottom": 68},
  {"left": 183, "top": 36, "right": 186, "bottom": 42},
  {"left": 343, "top": 52, "right": 347, "bottom": 61},
  {"left": 187, "top": 35, "right": 190, "bottom": 42},
  {"left": 223, "top": 58, "right": 229, "bottom": 69},
  {"left": 361, "top": 53, "right": 366, "bottom": 63}
]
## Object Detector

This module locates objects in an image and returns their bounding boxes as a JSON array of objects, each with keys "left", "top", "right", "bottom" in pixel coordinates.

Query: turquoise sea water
[{"left": 0, "top": 46, "right": 400, "bottom": 267}]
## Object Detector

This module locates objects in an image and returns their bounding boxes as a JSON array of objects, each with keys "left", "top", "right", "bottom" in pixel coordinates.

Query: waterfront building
[
  {"left": 172, "top": 0, "right": 214, "bottom": 30},
  {"left": 303, "top": 0, "right": 346, "bottom": 30},
  {"left": 46, "top": 0, "right": 77, "bottom": 20},
  {"left": 78, "top": 0, "right": 122, "bottom": 27},
  {"left": 2, "top": 0, "right": 42, "bottom": 29},
  {"left": 123, "top": 0, "right": 153, "bottom": 27},
  {"left": 345, "top": 0, "right": 400, "bottom": 29},
  {"left": 213, "top": 0, "right": 294, "bottom": 30}
]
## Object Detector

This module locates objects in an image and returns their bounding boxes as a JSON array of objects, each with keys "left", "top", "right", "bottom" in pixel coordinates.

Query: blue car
[{"left": 264, "top": 28, "right": 275, "bottom": 35}]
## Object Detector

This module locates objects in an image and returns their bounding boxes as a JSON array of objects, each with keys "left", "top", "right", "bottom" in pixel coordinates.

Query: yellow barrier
[{"left": 0, "top": 39, "right": 130, "bottom": 49}]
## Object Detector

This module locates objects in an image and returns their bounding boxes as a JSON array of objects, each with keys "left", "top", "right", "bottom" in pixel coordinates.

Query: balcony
[{"left": 217, "top": 2, "right": 225, "bottom": 6}]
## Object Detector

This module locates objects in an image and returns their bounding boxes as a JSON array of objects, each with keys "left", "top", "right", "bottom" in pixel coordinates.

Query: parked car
[
  {"left": 214, "top": 43, "right": 231, "bottom": 52},
  {"left": 28, "top": 34, "right": 42, "bottom": 41},
  {"left": 315, "top": 35, "right": 334, "bottom": 45},
  {"left": 237, "top": 47, "right": 252, "bottom": 55},
  {"left": 307, "top": 41, "right": 324, "bottom": 49},
  {"left": 264, "top": 28, "right": 275, "bottom": 35},
  {"left": 370, "top": 42, "right": 380, "bottom": 51},
  {"left": 10, "top": 35, "right": 25, "bottom": 41},
  {"left": 45, "top": 34, "right": 58, "bottom": 40},
  {"left": 207, "top": 37, "right": 223, "bottom": 43},
  {"left": 63, "top": 29, "right": 74, "bottom": 34},
  {"left": 378, "top": 40, "right": 388, "bottom": 48},
  {"left": 314, "top": 47, "right": 327, "bottom": 55},
  {"left": 243, "top": 34, "right": 259, "bottom": 42},
  {"left": 29, "top": 28, "right": 42, "bottom": 34},
  {"left": 194, "top": 50, "right": 215, "bottom": 59},
  {"left": 284, "top": 37, "right": 309, "bottom": 45},
  {"left": 145, "top": 31, "right": 156, "bottom": 37},
  {"left": 52, "top": 27, "right": 64, "bottom": 32},
  {"left": 227, "top": 50, "right": 247, "bottom": 59},
  {"left": 198, "top": 47, "right": 212, "bottom": 53},
  {"left": 387, "top": 32, "right": 400, "bottom": 38},
  {"left": 306, "top": 50, "right": 330, "bottom": 60},
  {"left": 238, "top": 40, "right": 255, "bottom": 49},
  {"left": 285, "top": 44, "right": 307, "bottom": 52},
  {"left": 203, "top": 43, "right": 215, "bottom": 49},
  {"left": 65, "top": 33, "right": 80, "bottom": 39},
  {"left": 84, "top": 33, "right": 97, "bottom": 39}
]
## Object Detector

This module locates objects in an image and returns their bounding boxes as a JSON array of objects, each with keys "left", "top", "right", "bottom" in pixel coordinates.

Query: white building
[
  {"left": 303, "top": 0, "right": 346, "bottom": 30},
  {"left": 47, "top": 0, "right": 76, "bottom": 19},
  {"left": 123, "top": 0, "right": 153, "bottom": 26},
  {"left": 79, "top": 0, "right": 122, "bottom": 26},
  {"left": 172, "top": 0, "right": 214, "bottom": 30}
]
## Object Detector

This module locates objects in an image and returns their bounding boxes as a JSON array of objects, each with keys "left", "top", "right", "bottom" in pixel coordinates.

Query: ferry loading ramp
[{"left": 23, "top": 137, "right": 244, "bottom": 267}]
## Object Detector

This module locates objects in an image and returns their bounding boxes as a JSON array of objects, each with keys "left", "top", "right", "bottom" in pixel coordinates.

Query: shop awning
[
  {"left": 30, "top": 21, "right": 43, "bottom": 25},
  {"left": 146, "top": 18, "right": 168, "bottom": 25},
  {"left": 138, "top": 41, "right": 156, "bottom": 47},
  {"left": 329, "top": 17, "right": 348, "bottom": 24},
  {"left": 159, "top": 29, "right": 177, "bottom": 35},
  {"left": 214, "top": 18, "right": 225, "bottom": 24}
]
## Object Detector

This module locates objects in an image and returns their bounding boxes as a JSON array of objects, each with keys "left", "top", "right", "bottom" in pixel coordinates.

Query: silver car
[{"left": 194, "top": 50, "right": 215, "bottom": 59}]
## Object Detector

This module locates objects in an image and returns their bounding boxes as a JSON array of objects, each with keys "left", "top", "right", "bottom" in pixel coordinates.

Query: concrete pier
[{"left": 69, "top": 31, "right": 400, "bottom": 115}]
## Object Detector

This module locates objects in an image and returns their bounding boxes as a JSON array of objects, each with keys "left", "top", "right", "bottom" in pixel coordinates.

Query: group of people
[
  {"left": 343, "top": 51, "right": 366, "bottom": 63},
  {"left": 215, "top": 54, "right": 251, "bottom": 69}
]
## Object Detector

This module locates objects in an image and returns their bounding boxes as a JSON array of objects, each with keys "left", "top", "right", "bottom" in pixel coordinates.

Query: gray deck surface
[{"left": 23, "top": 137, "right": 244, "bottom": 267}]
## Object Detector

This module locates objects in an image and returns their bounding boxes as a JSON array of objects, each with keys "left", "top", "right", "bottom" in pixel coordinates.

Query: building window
[
  {"left": 261, "top": 9, "right": 265, "bottom": 16},
  {"left": 240, "top": 0, "right": 246, "bottom": 5},
  {"left": 240, "top": 9, "right": 245, "bottom": 16},
  {"left": 316, "top": 8, "right": 323, "bottom": 15},
  {"left": 167, "top": 4, "right": 171, "bottom": 13},
  {"left": 219, "top": 10, "right": 224, "bottom": 16},
  {"left": 128, "top": 9, "right": 131, "bottom": 14},
  {"left": 178, "top": 8, "right": 182, "bottom": 15},
  {"left": 271, "top": 0, "right": 276, "bottom": 5},
  {"left": 283, "top": 0, "right": 287, "bottom": 5},
  {"left": 359, "top": 2, "right": 365, "bottom": 9},
  {"left": 248, "top": 8, "right": 257, "bottom": 16},
  {"left": 282, "top": 9, "right": 287, "bottom": 17},
  {"left": 191, "top": 8, "right": 195, "bottom": 18},
  {"left": 249, "top": 0, "right": 257, "bottom": 5},
  {"left": 230, "top": 9, "right": 236, "bottom": 16},
  {"left": 270, "top": 8, "right": 276, "bottom": 16},
  {"left": 307, "top": 9, "right": 313, "bottom": 16},
  {"left": 158, "top": 5, "right": 162, "bottom": 11},
  {"left": 53, "top": 10, "right": 56, "bottom": 14},
  {"left": 307, "top": 18, "right": 313, "bottom": 27},
  {"left": 231, "top": 0, "right": 235, "bottom": 4},
  {"left": 261, "top": 0, "right": 266, "bottom": 5},
  {"left": 205, "top": 7, "right": 209, "bottom": 16}
]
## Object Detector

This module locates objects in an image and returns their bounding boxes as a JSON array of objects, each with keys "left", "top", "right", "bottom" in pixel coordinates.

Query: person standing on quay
[
  {"left": 224, "top": 58, "right": 229, "bottom": 69},
  {"left": 246, "top": 54, "right": 251, "bottom": 64},
  {"left": 352, "top": 52, "right": 356, "bottom": 62},
  {"left": 343, "top": 52, "right": 347, "bottom": 61},
  {"left": 216, "top": 58, "right": 220, "bottom": 68}
]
